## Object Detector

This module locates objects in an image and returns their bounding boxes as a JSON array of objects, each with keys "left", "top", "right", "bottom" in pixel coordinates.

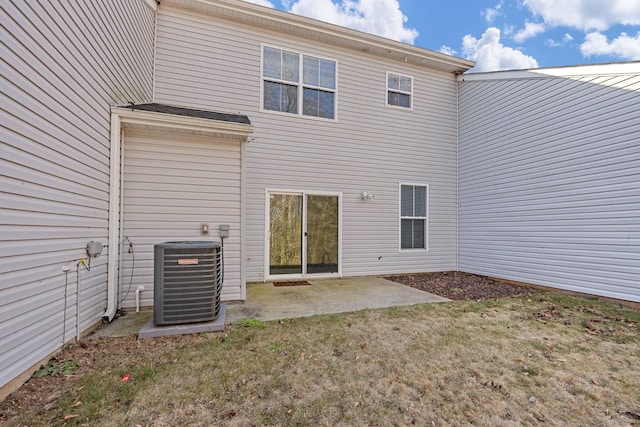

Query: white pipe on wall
[
  {"left": 135, "top": 286, "right": 145, "bottom": 313},
  {"left": 76, "top": 262, "right": 81, "bottom": 341}
]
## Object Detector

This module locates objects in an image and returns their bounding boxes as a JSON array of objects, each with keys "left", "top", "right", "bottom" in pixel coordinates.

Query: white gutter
[{"left": 162, "top": 0, "right": 474, "bottom": 74}]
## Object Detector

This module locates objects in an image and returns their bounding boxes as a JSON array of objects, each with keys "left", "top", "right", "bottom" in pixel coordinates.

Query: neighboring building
[
  {"left": 1, "top": 0, "right": 638, "bottom": 399},
  {"left": 458, "top": 64, "right": 640, "bottom": 303}
]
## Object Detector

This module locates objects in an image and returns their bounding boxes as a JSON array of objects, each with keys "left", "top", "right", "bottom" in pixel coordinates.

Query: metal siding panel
[
  {"left": 154, "top": 8, "right": 459, "bottom": 282},
  {"left": 459, "top": 73, "right": 640, "bottom": 302},
  {"left": 1, "top": 0, "right": 155, "bottom": 390},
  {"left": 121, "top": 131, "right": 243, "bottom": 309}
]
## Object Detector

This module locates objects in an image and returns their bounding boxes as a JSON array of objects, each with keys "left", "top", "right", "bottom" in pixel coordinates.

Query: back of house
[
  {"left": 1, "top": 0, "right": 472, "bottom": 399},
  {"left": 1, "top": 0, "right": 638, "bottom": 402}
]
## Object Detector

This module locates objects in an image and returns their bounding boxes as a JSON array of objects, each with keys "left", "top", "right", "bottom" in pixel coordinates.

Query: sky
[{"left": 242, "top": 0, "right": 640, "bottom": 72}]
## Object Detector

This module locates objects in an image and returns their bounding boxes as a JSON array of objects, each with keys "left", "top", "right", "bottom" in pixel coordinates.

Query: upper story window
[
  {"left": 262, "top": 46, "right": 336, "bottom": 119},
  {"left": 400, "top": 184, "right": 428, "bottom": 250},
  {"left": 387, "top": 72, "right": 413, "bottom": 109}
]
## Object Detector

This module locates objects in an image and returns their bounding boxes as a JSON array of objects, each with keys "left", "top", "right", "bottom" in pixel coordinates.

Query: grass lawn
[{"left": 1, "top": 292, "right": 639, "bottom": 426}]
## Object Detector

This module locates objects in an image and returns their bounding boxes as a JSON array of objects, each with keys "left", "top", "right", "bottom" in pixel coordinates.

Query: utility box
[{"left": 153, "top": 241, "right": 222, "bottom": 325}]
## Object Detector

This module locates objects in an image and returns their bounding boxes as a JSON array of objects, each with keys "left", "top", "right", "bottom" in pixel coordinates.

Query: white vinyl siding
[
  {"left": 1, "top": 0, "right": 154, "bottom": 392},
  {"left": 121, "top": 130, "right": 244, "bottom": 304},
  {"left": 458, "top": 69, "right": 640, "bottom": 302},
  {"left": 154, "top": 6, "right": 459, "bottom": 282}
]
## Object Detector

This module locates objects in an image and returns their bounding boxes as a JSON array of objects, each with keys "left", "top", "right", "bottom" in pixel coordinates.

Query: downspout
[
  {"left": 76, "top": 261, "right": 82, "bottom": 340},
  {"left": 456, "top": 76, "right": 460, "bottom": 272},
  {"left": 104, "top": 113, "right": 122, "bottom": 322},
  {"left": 152, "top": 0, "right": 158, "bottom": 102},
  {"left": 105, "top": 1, "right": 158, "bottom": 321}
]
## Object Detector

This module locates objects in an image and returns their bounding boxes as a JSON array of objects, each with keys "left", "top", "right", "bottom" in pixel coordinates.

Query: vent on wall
[{"left": 154, "top": 241, "right": 222, "bottom": 326}]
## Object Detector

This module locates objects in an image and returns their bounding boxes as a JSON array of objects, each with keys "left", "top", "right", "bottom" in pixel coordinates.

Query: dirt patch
[{"left": 387, "top": 271, "right": 532, "bottom": 300}]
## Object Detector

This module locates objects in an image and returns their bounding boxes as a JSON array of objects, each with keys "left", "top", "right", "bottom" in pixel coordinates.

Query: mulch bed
[{"left": 386, "top": 271, "right": 533, "bottom": 301}]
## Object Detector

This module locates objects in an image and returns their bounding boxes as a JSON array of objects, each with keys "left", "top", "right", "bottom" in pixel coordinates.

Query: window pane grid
[
  {"left": 387, "top": 72, "right": 413, "bottom": 109},
  {"left": 263, "top": 47, "right": 336, "bottom": 119},
  {"left": 400, "top": 184, "right": 427, "bottom": 250}
]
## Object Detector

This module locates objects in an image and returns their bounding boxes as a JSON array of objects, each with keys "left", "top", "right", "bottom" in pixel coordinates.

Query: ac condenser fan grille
[{"left": 154, "top": 241, "right": 222, "bottom": 325}]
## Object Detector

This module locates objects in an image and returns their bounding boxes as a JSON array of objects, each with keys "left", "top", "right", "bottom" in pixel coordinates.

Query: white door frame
[{"left": 264, "top": 189, "right": 342, "bottom": 281}]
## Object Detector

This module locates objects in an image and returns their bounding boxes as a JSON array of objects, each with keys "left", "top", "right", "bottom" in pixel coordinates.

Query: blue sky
[{"left": 244, "top": 0, "right": 640, "bottom": 72}]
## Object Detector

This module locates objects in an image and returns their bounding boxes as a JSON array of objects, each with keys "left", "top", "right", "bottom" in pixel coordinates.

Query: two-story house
[{"left": 1, "top": 0, "right": 638, "bottom": 399}]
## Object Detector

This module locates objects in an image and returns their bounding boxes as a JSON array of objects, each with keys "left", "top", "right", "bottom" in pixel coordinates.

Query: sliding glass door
[{"left": 268, "top": 192, "right": 340, "bottom": 277}]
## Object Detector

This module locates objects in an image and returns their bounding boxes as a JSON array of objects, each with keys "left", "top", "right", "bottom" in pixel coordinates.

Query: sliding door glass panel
[
  {"left": 306, "top": 195, "right": 339, "bottom": 274},
  {"left": 269, "top": 194, "right": 303, "bottom": 275}
]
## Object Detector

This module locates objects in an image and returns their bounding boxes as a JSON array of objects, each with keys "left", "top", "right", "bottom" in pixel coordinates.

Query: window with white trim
[
  {"left": 262, "top": 46, "right": 336, "bottom": 119},
  {"left": 387, "top": 72, "right": 413, "bottom": 109},
  {"left": 400, "top": 184, "right": 427, "bottom": 250}
]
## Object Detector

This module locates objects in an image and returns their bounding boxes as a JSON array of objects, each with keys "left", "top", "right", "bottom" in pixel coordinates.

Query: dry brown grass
[{"left": 1, "top": 293, "right": 639, "bottom": 426}]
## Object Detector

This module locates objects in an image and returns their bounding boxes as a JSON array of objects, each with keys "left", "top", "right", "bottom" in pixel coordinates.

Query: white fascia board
[
  {"left": 458, "top": 61, "right": 640, "bottom": 82},
  {"left": 111, "top": 107, "right": 253, "bottom": 137}
]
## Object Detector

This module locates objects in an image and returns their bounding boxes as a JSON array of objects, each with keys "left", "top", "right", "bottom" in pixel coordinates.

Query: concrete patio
[{"left": 89, "top": 276, "right": 449, "bottom": 339}]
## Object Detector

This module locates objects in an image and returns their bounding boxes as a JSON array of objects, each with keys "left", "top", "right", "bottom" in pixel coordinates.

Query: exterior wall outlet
[{"left": 201, "top": 224, "right": 210, "bottom": 234}]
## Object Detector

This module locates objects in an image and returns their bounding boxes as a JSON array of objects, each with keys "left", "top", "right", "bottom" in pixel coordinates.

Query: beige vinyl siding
[
  {"left": 458, "top": 70, "right": 640, "bottom": 302},
  {"left": 1, "top": 0, "right": 154, "bottom": 391},
  {"left": 121, "top": 130, "right": 243, "bottom": 304},
  {"left": 154, "top": 6, "right": 459, "bottom": 282}
]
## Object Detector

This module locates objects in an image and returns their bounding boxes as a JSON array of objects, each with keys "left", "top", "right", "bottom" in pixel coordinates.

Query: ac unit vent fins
[{"left": 153, "top": 241, "right": 222, "bottom": 326}]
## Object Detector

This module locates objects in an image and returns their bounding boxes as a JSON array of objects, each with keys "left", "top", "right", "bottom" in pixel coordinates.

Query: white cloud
[
  {"left": 440, "top": 45, "right": 458, "bottom": 56},
  {"left": 462, "top": 27, "right": 539, "bottom": 72},
  {"left": 546, "top": 33, "right": 574, "bottom": 48},
  {"left": 513, "top": 21, "right": 546, "bottom": 43},
  {"left": 242, "top": 0, "right": 275, "bottom": 7},
  {"left": 287, "top": 0, "right": 419, "bottom": 44},
  {"left": 523, "top": 0, "right": 640, "bottom": 31},
  {"left": 482, "top": 1, "right": 504, "bottom": 24},
  {"left": 580, "top": 31, "right": 640, "bottom": 60},
  {"left": 546, "top": 39, "right": 561, "bottom": 48}
]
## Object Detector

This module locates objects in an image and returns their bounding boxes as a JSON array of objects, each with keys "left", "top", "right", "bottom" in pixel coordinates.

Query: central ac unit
[{"left": 153, "top": 241, "right": 222, "bottom": 325}]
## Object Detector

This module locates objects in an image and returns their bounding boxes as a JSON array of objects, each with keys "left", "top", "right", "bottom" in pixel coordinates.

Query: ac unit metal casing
[{"left": 153, "top": 241, "right": 222, "bottom": 325}]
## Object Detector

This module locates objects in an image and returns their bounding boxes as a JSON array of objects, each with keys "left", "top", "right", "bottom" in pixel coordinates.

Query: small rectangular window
[
  {"left": 387, "top": 72, "right": 413, "bottom": 109},
  {"left": 262, "top": 46, "right": 336, "bottom": 119},
  {"left": 400, "top": 184, "right": 428, "bottom": 250}
]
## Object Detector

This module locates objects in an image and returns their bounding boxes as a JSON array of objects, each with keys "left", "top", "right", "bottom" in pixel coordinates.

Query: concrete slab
[
  {"left": 225, "top": 277, "right": 449, "bottom": 323},
  {"left": 138, "top": 304, "right": 227, "bottom": 339},
  {"left": 89, "top": 277, "right": 448, "bottom": 338},
  {"left": 90, "top": 310, "right": 153, "bottom": 339}
]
